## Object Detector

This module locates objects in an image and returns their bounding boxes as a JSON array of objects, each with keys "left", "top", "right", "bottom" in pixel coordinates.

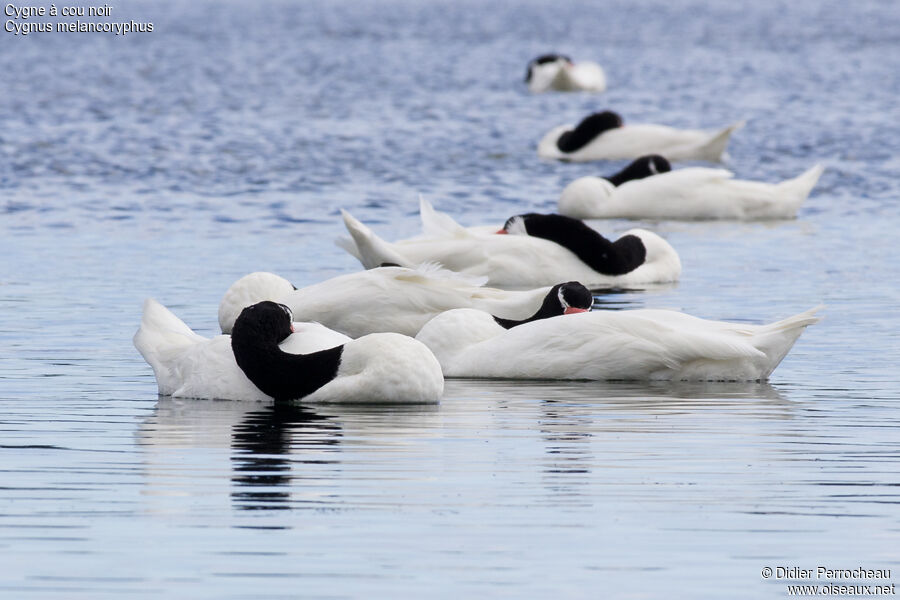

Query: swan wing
[{"left": 442, "top": 311, "right": 765, "bottom": 379}]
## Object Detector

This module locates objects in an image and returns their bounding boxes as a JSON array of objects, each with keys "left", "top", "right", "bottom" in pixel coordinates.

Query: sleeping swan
[
  {"left": 337, "top": 200, "right": 681, "bottom": 289},
  {"left": 559, "top": 155, "right": 825, "bottom": 220},
  {"left": 415, "top": 305, "right": 822, "bottom": 381},
  {"left": 217, "top": 267, "right": 581, "bottom": 338},
  {"left": 134, "top": 298, "right": 442, "bottom": 404},
  {"left": 538, "top": 110, "right": 744, "bottom": 163},
  {"left": 525, "top": 53, "right": 607, "bottom": 93}
]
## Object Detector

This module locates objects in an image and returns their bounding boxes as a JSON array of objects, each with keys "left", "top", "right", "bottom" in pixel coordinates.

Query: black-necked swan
[
  {"left": 134, "top": 299, "right": 443, "bottom": 404},
  {"left": 229, "top": 301, "right": 444, "bottom": 404},
  {"left": 337, "top": 200, "right": 681, "bottom": 288},
  {"left": 537, "top": 110, "right": 744, "bottom": 162},
  {"left": 415, "top": 305, "right": 822, "bottom": 381},
  {"left": 525, "top": 54, "right": 606, "bottom": 93},
  {"left": 559, "top": 156, "right": 825, "bottom": 220},
  {"left": 134, "top": 298, "right": 351, "bottom": 401},
  {"left": 217, "top": 266, "right": 586, "bottom": 338}
]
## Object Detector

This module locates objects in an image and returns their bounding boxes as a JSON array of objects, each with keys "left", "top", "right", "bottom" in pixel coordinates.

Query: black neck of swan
[
  {"left": 493, "top": 307, "right": 556, "bottom": 330},
  {"left": 493, "top": 282, "right": 593, "bottom": 329},
  {"left": 513, "top": 213, "right": 647, "bottom": 276},
  {"left": 604, "top": 155, "right": 671, "bottom": 186},
  {"left": 231, "top": 308, "right": 344, "bottom": 402},
  {"left": 556, "top": 110, "right": 623, "bottom": 153}
]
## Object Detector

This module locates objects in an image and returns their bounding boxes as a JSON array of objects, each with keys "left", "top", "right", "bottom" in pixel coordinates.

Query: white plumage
[
  {"left": 336, "top": 199, "right": 681, "bottom": 289},
  {"left": 134, "top": 298, "right": 443, "bottom": 403},
  {"left": 415, "top": 306, "right": 822, "bottom": 381},
  {"left": 559, "top": 165, "right": 825, "bottom": 220},
  {"left": 527, "top": 57, "right": 606, "bottom": 93},
  {"left": 304, "top": 332, "right": 443, "bottom": 404},
  {"left": 538, "top": 120, "right": 744, "bottom": 163},
  {"left": 217, "top": 267, "right": 555, "bottom": 337},
  {"left": 134, "top": 298, "right": 349, "bottom": 401}
]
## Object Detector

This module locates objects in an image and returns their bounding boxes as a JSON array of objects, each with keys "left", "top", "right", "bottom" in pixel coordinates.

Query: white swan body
[
  {"left": 559, "top": 165, "right": 825, "bottom": 220},
  {"left": 301, "top": 332, "right": 443, "bottom": 404},
  {"left": 218, "top": 267, "right": 555, "bottom": 337},
  {"left": 337, "top": 200, "right": 681, "bottom": 289},
  {"left": 538, "top": 120, "right": 744, "bottom": 163},
  {"left": 135, "top": 299, "right": 350, "bottom": 401},
  {"left": 527, "top": 56, "right": 606, "bottom": 93},
  {"left": 415, "top": 306, "right": 821, "bottom": 381},
  {"left": 134, "top": 299, "right": 442, "bottom": 403}
]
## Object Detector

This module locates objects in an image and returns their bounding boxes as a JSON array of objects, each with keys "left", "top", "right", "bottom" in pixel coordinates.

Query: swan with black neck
[
  {"left": 229, "top": 301, "right": 443, "bottom": 403},
  {"left": 559, "top": 156, "right": 825, "bottom": 220},
  {"left": 134, "top": 299, "right": 443, "bottom": 404},
  {"left": 337, "top": 199, "right": 681, "bottom": 289},
  {"left": 538, "top": 110, "right": 744, "bottom": 162},
  {"left": 525, "top": 53, "right": 607, "bottom": 93},
  {"left": 218, "top": 266, "right": 574, "bottom": 338},
  {"left": 134, "top": 298, "right": 351, "bottom": 401},
  {"left": 416, "top": 304, "right": 822, "bottom": 381}
]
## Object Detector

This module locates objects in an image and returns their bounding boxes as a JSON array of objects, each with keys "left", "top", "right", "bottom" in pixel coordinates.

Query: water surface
[{"left": 1, "top": 0, "right": 899, "bottom": 597}]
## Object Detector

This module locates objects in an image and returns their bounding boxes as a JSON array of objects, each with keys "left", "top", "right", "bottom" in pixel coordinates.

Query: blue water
[{"left": 2, "top": 0, "right": 899, "bottom": 597}]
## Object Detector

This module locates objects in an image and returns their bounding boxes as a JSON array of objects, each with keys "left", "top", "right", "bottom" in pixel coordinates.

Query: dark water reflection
[
  {"left": 138, "top": 381, "right": 799, "bottom": 516},
  {"left": 230, "top": 403, "right": 340, "bottom": 512}
]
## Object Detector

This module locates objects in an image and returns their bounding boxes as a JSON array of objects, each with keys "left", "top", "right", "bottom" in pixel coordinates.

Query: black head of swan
[
  {"left": 231, "top": 301, "right": 343, "bottom": 402},
  {"left": 604, "top": 155, "right": 671, "bottom": 186},
  {"left": 494, "top": 282, "right": 593, "bottom": 329},
  {"left": 556, "top": 110, "right": 623, "bottom": 153}
]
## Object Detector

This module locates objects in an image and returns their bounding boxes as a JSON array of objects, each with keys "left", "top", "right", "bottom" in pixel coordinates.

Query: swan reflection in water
[
  {"left": 136, "top": 398, "right": 343, "bottom": 514},
  {"left": 137, "top": 382, "right": 790, "bottom": 514},
  {"left": 230, "top": 402, "right": 341, "bottom": 511},
  {"left": 138, "top": 397, "right": 443, "bottom": 515},
  {"left": 444, "top": 379, "right": 792, "bottom": 503}
]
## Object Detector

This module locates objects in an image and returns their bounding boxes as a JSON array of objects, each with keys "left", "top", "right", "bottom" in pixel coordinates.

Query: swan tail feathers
[
  {"left": 335, "top": 235, "right": 362, "bottom": 261},
  {"left": 776, "top": 164, "right": 825, "bottom": 209},
  {"left": 133, "top": 298, "right": 204, "bottom": 395},
  {"left": 757, "top": 305, "right": 823, "bottom": 337},
  {"left": 697, "top": 120, "right": 745, "bottom": 162},
  {"left": 419, "top": 196, "right": 470, "bottom": 238},
  {"left": 339, "top": 209, "right": 414, "bottom": 269},
  {"left": 753, "top": 305, "right": 823, "bottom": 376}
]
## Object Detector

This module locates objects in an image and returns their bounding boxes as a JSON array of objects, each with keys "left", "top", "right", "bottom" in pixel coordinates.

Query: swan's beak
[
  {"left": 564, "top": 307, "right": 589, "bottom": 315},
  {"left": 495, "top": 229, "right": 507, "bottom": 234}
]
